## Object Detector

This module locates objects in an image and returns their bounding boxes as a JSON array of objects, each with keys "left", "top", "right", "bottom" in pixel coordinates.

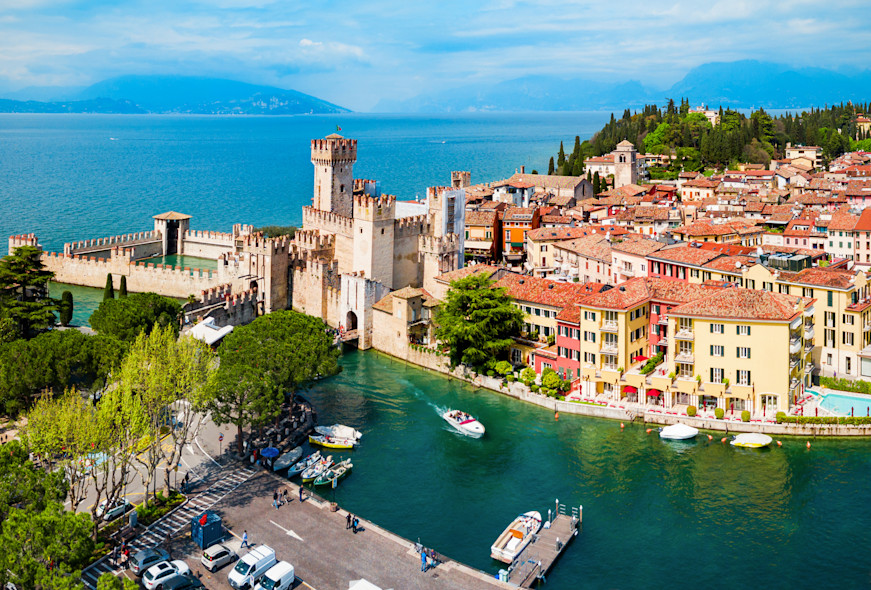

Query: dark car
[
  {"left": 129, "top": 548, "right": 171, "bottom": 576},
  {"left": 162, "top": 573, "right": 204, "bottom": 590}
]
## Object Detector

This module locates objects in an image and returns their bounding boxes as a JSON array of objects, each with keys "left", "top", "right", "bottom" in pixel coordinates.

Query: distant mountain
[
  {"left": 0, "top": 97, "right": 144, "bottom": 114},
  {"left": 0, "top": 75, "right": 349, "bottom": 115},
  {"left": 376, "top": 61, "right": 871, "bottom": 112}
]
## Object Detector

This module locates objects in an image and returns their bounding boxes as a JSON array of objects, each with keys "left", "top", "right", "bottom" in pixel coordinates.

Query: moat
[{"left": 304, "top": 350, "right": 871, "bottom": 589}]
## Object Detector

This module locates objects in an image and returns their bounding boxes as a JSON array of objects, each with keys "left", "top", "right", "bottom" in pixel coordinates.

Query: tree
[
  {"left": 520, "top": 367, "right": 537, "bottom": 386},
  {"left": 0, "top": 245, "right": 57, "bottom": 335},
  {"left": 434, "top": 273, "right": 524, "bottom": 370},
  {"left": 557, "top": 141, "right": 566, "bottom": 167},
  {"left": 547, "top": 157, "right": 555, "bottom": 175},
  {"left": 541, "top": 370, "right": 562, "bottom": 392},
  {"left": 119, "top": 275, "right": 128, "bottom": 298},
  {"left": 59, "top": 291, "right": 73, "bottom": 327},
  {"left": 103, "top": 274, "right": 114, "bottom": 301},
  {"left": 209, "top": 310, "right": 340, "bottom": 454},
  {"left": 89, "top": 292, "right": 181, "bottom": 342}
]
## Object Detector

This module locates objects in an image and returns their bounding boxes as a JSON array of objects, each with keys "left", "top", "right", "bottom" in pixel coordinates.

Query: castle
[{"left": 10, "top": 134, "right": 466, "bottom": 348}]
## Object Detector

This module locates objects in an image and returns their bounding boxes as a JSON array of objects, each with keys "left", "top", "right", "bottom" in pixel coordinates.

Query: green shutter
[
  {"left": 710, "top": 324, "right": 713, "bottom": 333},
  {"left": 748, "top": 326, "right": 751, "bottom": 336},
  {"left": 736, "top": 346, "right": 740, "bottom": 357}
]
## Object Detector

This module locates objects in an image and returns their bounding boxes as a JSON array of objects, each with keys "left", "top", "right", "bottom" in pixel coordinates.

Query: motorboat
[
  {"left": 730, "top": 433, "right": 773, "bottom": 448},
  {"left": 287, "top": 451, "right": 322, "bottom": 478},
  {"left": 659, "top": 423, "right": 699, "bottom": 440},
  {"left": 490, "top": 511, "right": 542, "bottom": 564},
  {"left": 442, "top": 410, "right": 485, "bottom": 438},
  {"left": 313, "top": 458, "right": 353, "bottom": 487},
  {"left": 272, "top": 447, "right": 303, "bottom": 472},
  {"left": 315, "top": 424, "right": 363, "bottom": 442},
  {"left": 309, "top": 434, "right": 357, "bottom": 449},
  {"left": 301, "top": 455, "right": 334, "bottom": 483}
]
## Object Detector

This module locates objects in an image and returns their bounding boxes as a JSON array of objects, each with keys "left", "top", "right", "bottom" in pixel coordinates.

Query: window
[
  {"left": 486, "top": 231, "right": 491, "bottom": 239},
  {"left": 584, "top": 352, "right": 596, "bottom": 363},
  {"left": 746, "top": 279, "right": 755, "bottom": 289},
  {"left": 843, "top": 314, "right": 855, "bottom": 325},
  {"left": 828, "top": 291, "right": 833, "bottom": 307},
  {"left": 654, "top": 305, "right": 660, "bottom": 315},
  {"left": 534, "top": 308, "right": 541, "bottom": 316},
  {"left": 763, "top": 282, "right": 773, "bottom": 292},
  {"left": 847, "top": 357, "right": 852, "bottom": 373},
  {"left": 711, "top": 345, "right": 724, "bottom": 357},
  {"left": 690, "top": 268, "right": 700, "bottom": 278},
  {"left": 843, "top": 332, "right": 854, "bottom": 346},
  {"left": 827, "top": 353, "right": 833, "bottom": 365},
  {"left": 803, "top": 287, "right": 813, "bottom": 298},
  {"left": 824, "top": 312, "right": 835, "bottom": 327},
  {"left": 584, "top": 331, "right": 596, "bottom": 342},
  {"left": 824, "top": 328, "right": 835, "bottom": 347},
  {"left": 737, "top": 347, "right": 751, "bottom": 358},
  {"left": 542, "top": 245, "right": 547, "bottom": 252},
  {"left": 505, "top": 230, "right": 511, "bottom": 241},
  {"left": 737, "top": 325, "right": 751, "bottom": 336},
  {"left": 584, "top": 311, "right": 596, "bottom": 321},
  {"left": 737, "top": 370, "right": 751, "bottom": 386},
  {"left": 710, "top": 323, "right": 724, "bottom": 334},
  {"left": 710, "top": 367, "right": 724, "bottom": 383}
]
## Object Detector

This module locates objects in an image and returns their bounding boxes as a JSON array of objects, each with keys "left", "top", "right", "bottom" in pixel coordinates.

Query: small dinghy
[
  {"left": 313, "top": 458, "right": 353, "bottom": 487},
  {"left": 272, "top": 447, "right": 303, "bottom": 472},
  {"left": 287, "top": 451, "right": 322, "bottom": 478},
  {"left": 315, "top": 424, "right": 362, "bottom": 441},
  {"left": 730, "top": 433, "right": 773, "bottom": 448},
  {"left": 490, "top": 511, "right": 542, "bottom": 564},
  {"left": 442, "top": 410, "right": 485, "bottom": 438},
  {"left": 309, "top": 434, "right": 357, "bottom": 449},
  {"left": 659, "top": 423, "right": 699, "bottom": 440},
  {"left": 301, "top": 455, "right": 333, "bottom": 483}
]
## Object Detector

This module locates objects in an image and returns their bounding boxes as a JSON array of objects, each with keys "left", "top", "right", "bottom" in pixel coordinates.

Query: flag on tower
[{"left": 336, "top": 125, "right": 342, "bottom": 132}]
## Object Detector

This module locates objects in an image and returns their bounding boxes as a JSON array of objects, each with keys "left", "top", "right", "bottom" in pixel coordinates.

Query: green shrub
[
  {"left": 777, "top": 415, "right": 871, "bottom": 425},
  {"left": 486, "top": 370, "right": 495, "bottom": 377},
  {"left": 520, "top": 367, "right": 537, "bottom": 385},
  {"left": 530, "top": 384, "right": 540, "bottom": 393},
  {"left": 741, "top": 410, "right": 751, "bottom": 422},
  {"left": 668, "top": 371, "right": 676, "bottom": 380},
  {"left": 59, "top": 290, "right": 74, "bottom": 326},
  {"left": 547, "top": 334, "right": 556, "bottom": 346},
  {"left": 776, "top": 411, "right": 786, "bottom": 423},
  {"left": 640, "top": 352, "right": 665, "bottom": 375},
  {"left": 714, "top": 408, "right": 724, "bottom": 419},
  {"left": 820, "top": 376, "right": 871, "bottom": 395},
  {"left": 686, "top": 405, "right": 697, "bottom": 417},
  {"left": 506, "top": 375, "right": 515, "bottom": 382},
  {"left": 494, "top": 360, "right": 513, "bottom": 377}
]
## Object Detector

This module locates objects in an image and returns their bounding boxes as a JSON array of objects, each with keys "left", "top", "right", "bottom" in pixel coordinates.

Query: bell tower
[{"left": 311, "top": 134, "right": 357, "bottom": 218}]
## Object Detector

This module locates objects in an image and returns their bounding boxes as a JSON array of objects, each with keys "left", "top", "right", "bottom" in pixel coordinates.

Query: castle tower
[
  {"left": 451, "top": 171, "right": 471, "bottom": 188},
  {"left": 311, "top": 134, "right": 357, "bottom": 218},
  {"left": 613, "top": 140, "right": 638, "bottom": 189},
  {"left": 353, "top": 194, "right": 396, "bottom": 289}
]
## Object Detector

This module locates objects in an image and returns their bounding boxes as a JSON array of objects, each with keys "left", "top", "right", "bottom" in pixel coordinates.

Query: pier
[{"left": 506, "top": 501, "right": 581, "bottom": 588}]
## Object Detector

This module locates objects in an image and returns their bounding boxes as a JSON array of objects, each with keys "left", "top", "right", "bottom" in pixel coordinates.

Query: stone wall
[{"left": 182, "top": 229, "right": 236, "bottom": 259}]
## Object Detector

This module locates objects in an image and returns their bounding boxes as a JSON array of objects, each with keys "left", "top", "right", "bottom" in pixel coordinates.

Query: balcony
[
  {"left": 600, "top": 341, "right": 619, "bottom": 354},
  {"left": 674, "top": 328, "right": 695, "bottom": 341},
  {"left": 674, "top": 351, "right": 694, "bottom": 363},
  {"left": 805, "top": 362, "right": 815, "bottom": 374},
  {"left": 789, "top": 356, "right": 799, "bottom": 369},
  {"left": 789, "top": 337, "right": 801, "bottom": 354},
  {"left": 804, "top": 341, "right": 814, "bottom": 354},
  {"left": 657, "top": 337, "right": 669, "bottom": 347},
  {"left": 620, "top": 267, "right": 635, "bottom": 278},
  {"left": 865, "top": 321, "right": 871, "bottom": 332},
  {"left": 803, "top": 305, "right": 815, "bottom": 318},
  {"left": 790, "top": 317, "right": 802, "bottom": 331},
  {"left": 657, "top": 316, "right": 669, "bottom": 326},
  {"left": 600, "top": 320, "right": 619, "bottom": 333},
  {"left": 804, "top": 325, "right": 814, "bottom": 340}
]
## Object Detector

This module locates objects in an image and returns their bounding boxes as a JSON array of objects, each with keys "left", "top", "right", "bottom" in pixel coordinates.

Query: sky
[{"left": 0, "top": 0, "right": 869, "bottom": 111}]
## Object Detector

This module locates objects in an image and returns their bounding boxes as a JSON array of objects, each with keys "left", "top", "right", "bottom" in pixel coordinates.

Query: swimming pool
[{"left": 820, "top": 392, "right": 871, "bottom": 416}]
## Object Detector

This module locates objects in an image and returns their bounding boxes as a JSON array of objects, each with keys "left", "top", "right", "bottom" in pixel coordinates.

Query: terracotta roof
[
  {"left": 465, "top": 210, "right": 498, "bottom": 226},
  {"left": 828, "top": 210, "right": 859, "bottom": 231},
  {"left": 502, "top": 207, "right": 536, "bottom": 222},
  {"left": 493, "top": 274, "right": 608, "bottom": 309},
  {"left": 541, "top": 215, "right": 572, "bottom": 224},
  {"left": 778, "top": 266, "right": 858, "bottom": 289},
  {"left": 526, "top": 226, "right": 590, "bottom": 242},
  {"left": 506, "top": 173, "right": 587, "bottom": 191},
  {"left": 683, "top": 178, "right": 719, "bottom": 189},
  {"left": 611, "top": 237, "right": 666, "bottom": 257},
  {"left": 671, "top": 221, "right": 740, "bottom": 237},
  {"left": 153, "top": 211, "right": 192, "bottom": 220},
  {"left": 701, "top": 255, "right": 755, "bottom": 272},
  {"left": 372, "top": 287, "right": 438, "bottom": 314},
  {"left": 855, "top": 209, "right": 871, "bottom": 232},
  {"left": 435, "top": 264, "right": 505, "bottom": 285},
  {"left": 554, "top": 282, "right": 612, "bottom": 323},
  {"left": 669, "top": 288, "right": 805, "bottom": 321},
  {"left": 551, "top": 234, "right": 612, "bottom": 262},
  {"left": 649, "top": 244, "right": 724, "bottom": 266},
  {"left": 696, "top": 242, "right": 755, "bottom": 256}
]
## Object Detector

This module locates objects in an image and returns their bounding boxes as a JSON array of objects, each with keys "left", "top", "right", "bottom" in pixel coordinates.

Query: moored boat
[
  {"left": 659, "top": 423, "right": 699, "bottom": 440},
  {"left": 313, "top": 458, "right": 353, "bottom": 486},
  {"left": 315, "top": 424, "right": 363, "bottom": 441},
  {"left": 442, "top": 410, "right": 485, "bottom": 438},
  {"left": 490, "top": 511, "right": 542, "bottom": 564},
  {"left": 301, "top": 455, "right": 333, "bottom": 483},
  {"left": 309, "top": 434, "right": 358, "bottom": 449},
  {"left": 272, "top": 447, "right": 303, "bottom": 472},
  {"left": 287, "top": 451, "right": 322, "bottom": 478},
  {"left": 730, "top": 433, "right": 773, "bottom": 448}
]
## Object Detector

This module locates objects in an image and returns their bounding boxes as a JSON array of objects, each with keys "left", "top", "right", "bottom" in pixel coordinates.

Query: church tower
[
  {"left": 311, "top": 134, "right": 357, "bottom": 218},
  {"left": 613, "top": 140, "right": 638, "bottom": 189}
]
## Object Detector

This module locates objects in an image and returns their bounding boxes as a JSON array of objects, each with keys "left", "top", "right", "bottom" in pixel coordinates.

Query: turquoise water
[
  {"left": 821, "top": 392, "right": 871, "bottom": 416},
  {"left": 0, "top": 112, "right": 608, "bottom": 252},
  {"left": 145, "top": 254, "right": 217, "bottom": 271},
  {"left": 305, "top": 351, "right": 871, "bottom": 589},
  {"left": 49, "top": 282, "right": 104, "bottom": 327}
]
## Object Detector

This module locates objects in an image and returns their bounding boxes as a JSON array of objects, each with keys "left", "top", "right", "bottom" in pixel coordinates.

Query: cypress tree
[
  {"left": 59, "top": 290, "right": 73, "bottom": 327},
  {"left": 557, "top": 141, "right": 566, "bottom": 167},
  {"left": 119, "top": 275, "right": 128, "bottom": 298},
  {"left": 103, "top": 274, "right": 114, "bottom": 301},
  {"left": 593, "top": 171, "right": 601, "bottom": 194},
  {"left": 548, "top": 157, "right": 555, "bottom": 175}
]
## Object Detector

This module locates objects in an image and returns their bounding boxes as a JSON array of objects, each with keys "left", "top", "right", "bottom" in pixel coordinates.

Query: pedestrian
[
  {"left": 298, "top": 485, "right": 304, "bottom": 502},
  {"left": 283, "top": 488, "right": 288, "bottom": 505},
  {"left": 352, "top": 517, "right": 359, "bottom": 534},
  {"left": 241, "top": 530, "right": 249, "bottom": 548},
  {"left": 166, "top": 531, "right": 172, "bottom": 557},
  {"left": 421, "top": 549, "right": 427, "bottom": 573},
  {"left": 346, "top": 512, "right": 352, "bottom": 529},
  {"left": 111, "top": 545, "right": 117, "bottom": 567},
  {"left": 273, "top": 490, "right": 279, "bottom": 509},
  {"left": 123, "top": 547, "right": 130, "bottom": 566}
]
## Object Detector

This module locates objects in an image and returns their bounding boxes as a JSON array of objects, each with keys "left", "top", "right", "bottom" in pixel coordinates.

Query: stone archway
[{"left": 346, "top": 310, "right": 358, "bottom": 331}]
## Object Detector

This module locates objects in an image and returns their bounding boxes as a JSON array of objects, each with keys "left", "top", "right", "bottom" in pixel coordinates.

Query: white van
[
  {"left": 228, "top": 546, "right": 277, "bottom": 590},
  {"left": 253, "top": 561, "right": 295, "bottom": 590}
]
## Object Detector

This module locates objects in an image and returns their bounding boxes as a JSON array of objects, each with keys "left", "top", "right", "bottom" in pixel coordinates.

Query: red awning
[
  {"left": 646, "top": 389, "right": 662, "bottom": 397},
  {"left": 632, "top": 355, "right": 649, "bottom": 362},
  {"left": 623, "top": 385, "right": 638, "bottom": 394}
]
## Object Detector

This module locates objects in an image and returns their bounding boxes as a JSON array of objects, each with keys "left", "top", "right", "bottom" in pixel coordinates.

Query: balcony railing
[
  {"left": 789, "top": 337, "right": 801, "bottom": 354},
  {"left": 674, "top": 328, "right": 694, "bottom": 341},
  {"left": 804, "top": 325, "right": 814, "bottom": 340},
  {"left": 657, "top": 316, "right": 669, "bottom": 325},
  {"left": 657, "top": 337, "right": 669, "bottom": 347},
  {"left": 621, "top": 268, "right": 635, "bottom": 277},
  {"left": 804, "top": 341, "right": 814, "bottom": 354},
  {"left": 600, "top": 320, "right": 619, "bottom": 333},
  {"left": 600, "top": 342, "right": 619, "bottom": 354},
  {"left": 804, "top": 362, "right": 815, "bottom": 374},
  {"left": 790, "top": 317, "right": 802, "bottom": 331},
  {"left": 789, "top": 356, "right": 799, "bottom": 369},
  {"left": 803, "top": 306, "right": 815, "bottom": 318},
  {"left": 674, "top": 351, "right": 694, "bottom": 363}
]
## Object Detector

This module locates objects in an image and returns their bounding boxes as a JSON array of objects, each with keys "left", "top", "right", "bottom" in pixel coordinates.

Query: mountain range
[
  {"left": 374, "top": 61, "right": 871, "bottom": 112},
  {"left": 0, "top": 75, "right": 349, "bottom": 115}
]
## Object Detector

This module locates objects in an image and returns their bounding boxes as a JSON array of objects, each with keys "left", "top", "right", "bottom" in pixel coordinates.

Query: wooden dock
[{"left": 506, "top": 502, "right": 581, "bottom": 587}]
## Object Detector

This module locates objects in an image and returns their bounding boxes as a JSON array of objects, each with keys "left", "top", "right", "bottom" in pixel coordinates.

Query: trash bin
[{"left": 191, "top": 510, "right": 223, "bottom": 550}]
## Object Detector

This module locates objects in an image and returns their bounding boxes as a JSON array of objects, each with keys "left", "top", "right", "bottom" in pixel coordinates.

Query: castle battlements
[
  {"left": 237, "top": 234, "right": 291, "bottom": 256},
  {"left": 311, "top": 137, "right": 358, "bottom": 164},
  {"left": 8, "top": 233, "right": 40, "bottom": 254},
  {"left": 395, "top": 214, "right": 432, "bottom": 237},
  {"left": 65, "top": 230, "right": 160, "bottom": 254},
  {"left": 184, "top": 229, "right": 236, "bottom": 242},
  {"left": 353, "top": 193, "right": 396, "bottom": 221},
  {"left": 419, "top": 233, "right": 459, "bottom": 253},
  {"left": 293, "top": 229, "right": 335, "bottom": 252},
  {"left": 302, "top": 206, "right": 355, "bottom": 234}
]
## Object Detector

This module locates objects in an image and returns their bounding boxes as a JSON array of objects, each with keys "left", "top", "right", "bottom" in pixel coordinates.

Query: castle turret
[
  {"left": 311, "top": 134, "right": 357, "bottom": 218},
  {"left": 613, "top": 140, "right": 638, "bottom": 189}
]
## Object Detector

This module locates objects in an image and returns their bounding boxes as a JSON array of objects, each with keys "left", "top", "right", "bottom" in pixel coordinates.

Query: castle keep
[{"left": 11, "top": 134, "right": 465, "bottom": 348}]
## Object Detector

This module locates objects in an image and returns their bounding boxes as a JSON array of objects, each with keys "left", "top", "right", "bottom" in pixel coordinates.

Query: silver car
[{"left": 201, "top": 544, "right": 237, "bottom": 572}]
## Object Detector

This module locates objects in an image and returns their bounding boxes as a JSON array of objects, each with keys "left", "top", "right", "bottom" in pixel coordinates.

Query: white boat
[
  {"left": 301, "top": 455, "right": 334, "bottom": 483},
  {"left": 442, "top": 410, "right": 485, "bottom": 438},
  {"left": 490, "top": 511, "right": 542, "bottom": 564},
  {"left": 730, "top": 433, "right": 773, "bottom": 448},
  {"left": 659, "top": 423, "right": 699, "bottom": 440},
  {"left": 272, "top": 447, "right": 303, "bottom": 471},
  {"left": 315, "top": 424, "right": 363, "bottom": 441}
]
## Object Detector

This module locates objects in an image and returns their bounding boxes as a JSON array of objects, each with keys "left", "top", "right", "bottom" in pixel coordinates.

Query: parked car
[
  {"left": 95, "top": 499, "right": 133, "bottom": 521},
  {"left": 143, "top": 560, "right": 191, "bottom": 590},
  {"left": 129, "top": 548, "right": 170, "bottom": 576},
  {"left": 161, "top": 573, "right": 204, "bottom": 590},
  {"left": 253, "top": 561, "right": 295, "bottom": 590},
  {"left": 201, "top": 543, "right": 237, "bottom": 572},
  {"left": 228, "top": 545, "right": 276, "bottom": 590}
]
